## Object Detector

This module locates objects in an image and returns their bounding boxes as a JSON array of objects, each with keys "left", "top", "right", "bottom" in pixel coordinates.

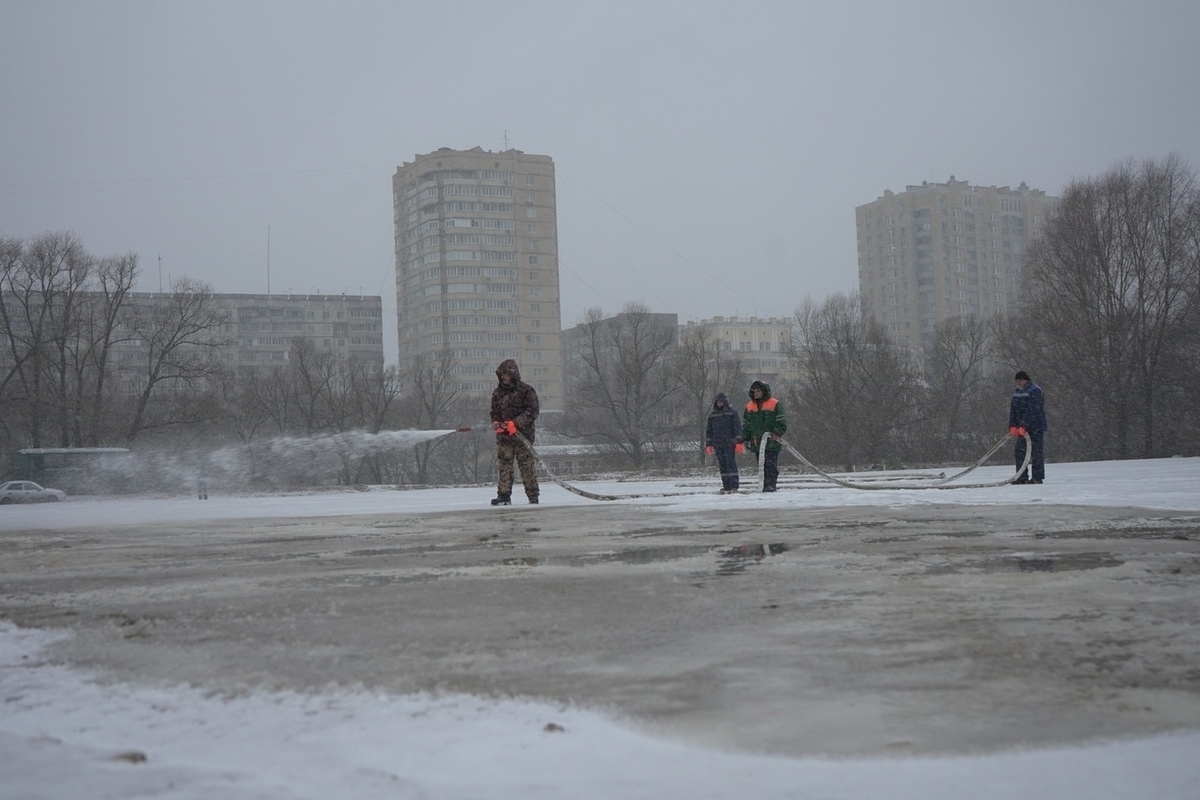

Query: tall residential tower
[
  {"left": 856, "top": 177, "right": 1056, "bottom": 357},
  {"left": 392, "top": 147, "right": 564, "bottom": 410}
]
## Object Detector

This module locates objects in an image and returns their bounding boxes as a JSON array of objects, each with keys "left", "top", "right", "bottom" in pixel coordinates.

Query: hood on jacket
[
  {"left": 712, "top": 392, "right": 729, "bottom": 410},
  {"left": 749, "top": 380, "right": 772, "bottom": 400},
  {"left": 496, "top": 358, "right": 521, "bottom": 385}
]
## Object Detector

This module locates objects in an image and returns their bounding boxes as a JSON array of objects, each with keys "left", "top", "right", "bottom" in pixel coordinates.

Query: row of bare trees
[
  {"left": 0, "top": 233, "right": 496, "bottom": 488},
  {"left": 4, "top": 155, "right": 1196, "bottom": 488},
  {"left": 1009, "top": 154, "right": 1200, "bottom": 460},
  {"left": 1, "top": 233, "right": 252, "bottom": 452},
  {"left": 560, "top": 304, "right": 748, "bottom": 469},
  {"left": 562, "top": 156, "right": 1200, "bottom": 470}
]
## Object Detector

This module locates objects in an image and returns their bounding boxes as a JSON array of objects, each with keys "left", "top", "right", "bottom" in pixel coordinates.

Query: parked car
[{"left": 0, "top": 480, "right": 66, "bottom": 504}]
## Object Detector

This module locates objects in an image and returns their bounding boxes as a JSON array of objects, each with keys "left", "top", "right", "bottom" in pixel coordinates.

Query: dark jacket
[
  {"left": 742, "top": 380, "right": 787, "bottom": 454},
  {"left": 1009, "top": 380, "right": 1047, "bottom": 433},
  {"left": 490, "top": 359, "right": 539, "bottom": 443},
  {"left": 705, "top": 393, "right": 742, "bottom": 450}
]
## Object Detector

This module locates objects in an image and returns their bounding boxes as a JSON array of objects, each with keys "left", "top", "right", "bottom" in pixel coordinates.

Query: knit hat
[{"left": 1015, "top": 370, "right": 1030, "bottom": 381}]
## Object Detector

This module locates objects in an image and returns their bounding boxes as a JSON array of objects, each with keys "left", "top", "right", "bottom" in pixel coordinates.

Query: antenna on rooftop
[
  {"left": 157, "top": 252, "right": 163, "bottom": 293},
  {"left": 504, "top": 130, "right": 508, "bottom": 149},
  {"left": 266, "top": 225, "right": 271, "bottom": 297}
]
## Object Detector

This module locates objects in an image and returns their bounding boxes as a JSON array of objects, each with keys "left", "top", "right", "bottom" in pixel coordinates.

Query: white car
[{"left": 0, "top": 480, "right": 66, "bottom": 504}]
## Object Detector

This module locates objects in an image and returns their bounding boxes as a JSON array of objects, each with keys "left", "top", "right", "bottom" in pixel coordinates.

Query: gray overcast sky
[{"left": 4, "top": 0, "right": 1199, "bottom": 364}]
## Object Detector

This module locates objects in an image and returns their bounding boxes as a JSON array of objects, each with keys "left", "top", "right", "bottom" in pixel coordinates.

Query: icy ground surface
[{"left": 2, "top": 457, "right": 1199, "bottom": 799}]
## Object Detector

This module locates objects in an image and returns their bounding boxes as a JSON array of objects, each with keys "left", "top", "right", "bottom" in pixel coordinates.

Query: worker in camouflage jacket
[
  {"left": 489, "top": 359, "right": 540, "bottom": 505},
  {"left": 741, "top": 380, "right": 787, "bottom": 492}
]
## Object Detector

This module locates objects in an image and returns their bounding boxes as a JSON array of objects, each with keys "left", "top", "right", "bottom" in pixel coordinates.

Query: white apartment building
[
  {"left": 856, "top": 177, "right": 1056, "bottom": 356},
  {"left": 392, "top": 147, "right": 564, "bottom": 411},
  {"left": 682, "top": 315, "right": 797, "bottom": 386}
]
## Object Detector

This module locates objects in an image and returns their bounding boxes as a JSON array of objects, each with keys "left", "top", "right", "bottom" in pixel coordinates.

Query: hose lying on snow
[{"left": 481, "top": 429, "right": 1034, "bottom": 501}]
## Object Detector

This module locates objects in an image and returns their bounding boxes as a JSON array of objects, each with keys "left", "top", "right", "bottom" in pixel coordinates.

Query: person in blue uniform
[{"left": 1009, "top": 370, "right": 1047, "bottom": 484}]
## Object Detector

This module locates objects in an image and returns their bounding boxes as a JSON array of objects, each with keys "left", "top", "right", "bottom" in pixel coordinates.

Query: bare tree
[
  {"left": 123, "top": 277, "right": 231, "bottom": 441},
  {"left": 406, "top": 350, "right": 466, "bottom": 483},
  {"left": 356, "top": 364, "right": 404, "bottom": 435},
  {"left": 286, "top": 337, "right": 349, "bottom": 436},
  {"left": 75, "top": 253, "right": 138, "bottom": 445},
  {"left": 924, "top": 315, "right": 1001, "bottom": 461},
  {"left": 564, "top": 302, "right": 684, "bottom": 468},
  {"left": 787, "top": 293, "right": 920, "bottom": 469},
  {"left": 218, "top": 368, "right": 284, "bottom": 442},
  {"left": 0, "top": 232, "right": 90, "bottom": 447},
  {"left": 1019, "top": 154, "right": 1200, "bottom": 459},
  {"left": 672, "top": 325, "right": 748, "bottom": 457}
]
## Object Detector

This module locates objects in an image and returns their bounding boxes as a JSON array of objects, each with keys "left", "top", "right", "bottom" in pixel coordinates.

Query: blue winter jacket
[
  {"left": 705, "top": 393, "right": 742, "bottom": 449},
  {"left": 1009, "top": 381, "right": 1047, "bottom": 432}
]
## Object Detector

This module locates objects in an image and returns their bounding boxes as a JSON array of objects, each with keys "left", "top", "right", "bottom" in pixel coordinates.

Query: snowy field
[
  {"left": 2, "top": 456, "right": 1199, "bottom": 799},
  {"left": 5, "top": 454, "right": 1199, "bottom": 533}
]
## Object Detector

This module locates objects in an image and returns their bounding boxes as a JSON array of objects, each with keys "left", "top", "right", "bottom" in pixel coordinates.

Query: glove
[
  {"left": 1009, "top": 426, "right": 1019, "bottom": 436},
  {"left": 1016, "top": 426, "right": 1027, "bottom": 437},
  {"left": 705, "top": 446, "right": 714, "bottom": 456},
  {"left": 493, "top": 420, "right": 504, "bottom": 434},
  {"left": 769, "top": 433, "right": 781, "bottom": 441},
  {"left": 735, "top": 443, "right": 745, "bottom": 454},
  {"left": 504, "top": 420, "right": 518, "bottom": 436}
]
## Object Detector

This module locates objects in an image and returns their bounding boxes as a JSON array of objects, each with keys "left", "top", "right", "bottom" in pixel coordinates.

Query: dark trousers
[
  {"left": 755, "top": 448, "right": 780, "bottom": 489},
  {"left": 1014, "top": 430, "right": 1046, "bottom": 481},
  {"left": 714, "top": 446, "right": 739, "bottom": 491}
]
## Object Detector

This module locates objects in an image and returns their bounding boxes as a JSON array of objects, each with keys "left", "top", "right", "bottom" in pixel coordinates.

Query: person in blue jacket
[
  {"left": 1009, "top": 370, "right": 1047, "bottom": 484},
  {"left": 704, "top": 392, "right": 743, "bottom": 493}
]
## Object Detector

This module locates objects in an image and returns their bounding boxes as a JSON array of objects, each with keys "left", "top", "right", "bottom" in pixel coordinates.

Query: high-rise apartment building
[
  {"left": 392, "top": 147, "right": 564, "bottom": 411},
  {"left": 856, "top": 177, "right": 1057, "bottom": 356}
]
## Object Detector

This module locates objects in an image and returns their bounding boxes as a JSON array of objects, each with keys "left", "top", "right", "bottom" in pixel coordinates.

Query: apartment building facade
[
  {"left": 107, "top": 292, "right": 384, "bottom": 386},
  {"left": 208, "top": 292, "right": 385, "bottom": 372},
  {"left": 856, "top": 177, "right": 1056, "bottom": 356},
  {"left": 392, "top": 147, "right": 564, "bottom": 411},
  {"left": 561, "top": 312, "right": 797, "bottom": 394},
  {"left": 682, "top": 315, "right": 797, "bottom": 386}
]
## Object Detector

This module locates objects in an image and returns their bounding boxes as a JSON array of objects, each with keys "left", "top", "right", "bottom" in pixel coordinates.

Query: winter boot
[
  {"left": 490, "top": 493, "right": 511, "bottom": 506},
  {"left": 527, "top": 493, "right": 539, "bottom": 504}
]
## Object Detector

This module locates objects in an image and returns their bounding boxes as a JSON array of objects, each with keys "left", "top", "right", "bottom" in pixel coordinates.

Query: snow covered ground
[{"left": 2, "top": 456, "right": 1199, "bottom": 799}]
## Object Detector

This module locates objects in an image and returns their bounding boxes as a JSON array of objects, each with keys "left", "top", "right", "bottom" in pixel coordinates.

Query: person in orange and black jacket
[
  {"left": 704, "top": 392, "right": 744, "bottom": 493},
  {"left": 742, "top": 380, "right": 787, "bottom": 492},
  {"left": 489, "top": 359, "right": 540, "bottom": 505}
]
